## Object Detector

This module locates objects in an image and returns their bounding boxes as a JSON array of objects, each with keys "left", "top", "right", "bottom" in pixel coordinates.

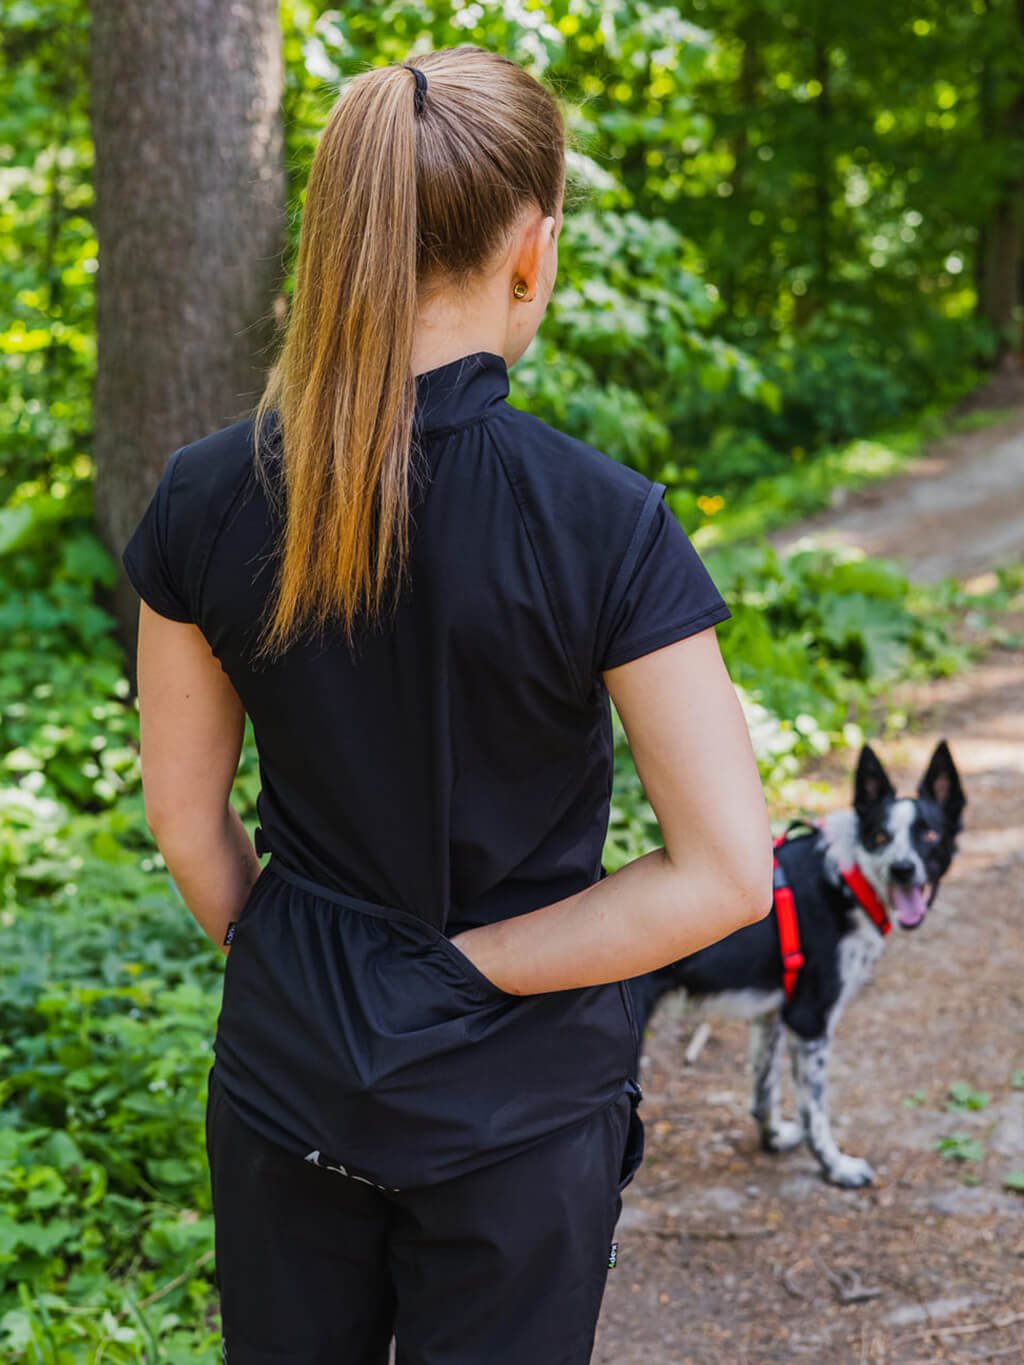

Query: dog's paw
[
  {"left": 759, "top": 1120, "right": 804, "bottom": 1154},
  {"left": 825, "top": 1154, "right": 875, "bottom": 1188}
]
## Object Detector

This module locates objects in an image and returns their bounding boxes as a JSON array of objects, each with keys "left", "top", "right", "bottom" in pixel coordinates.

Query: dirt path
[
  {"left": 593, "top": 407, "right": 1024, "bottom": 1364},
  {"left": 769, "top": 402, "right": 1024, "bottom": 583}
]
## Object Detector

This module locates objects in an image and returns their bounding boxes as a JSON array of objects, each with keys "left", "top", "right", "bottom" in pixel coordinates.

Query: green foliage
[
  {"left": 0, "top": 0, "right": 95, "bottom": 497},
  {"left": 934, "top": 1133, "right": 986, "bottom": 1163},
  {"left": 908, "top": 1072, "right": 1024, "bottom": 1198},
  {"left": 6, "top": 0, "right": 1024, "bottom": 1353},
  {"left": 0, "top": 794, "right": 227, "bottom": 1359},
  {"left": 0, "top": 483, "right": 139, "bottom": 812},
  {"left": 0, "top": 447, "right": 270, "bottom": 1357},
  {"left": 946, "top": 1082, "right": 992, "bottom": 1112}
]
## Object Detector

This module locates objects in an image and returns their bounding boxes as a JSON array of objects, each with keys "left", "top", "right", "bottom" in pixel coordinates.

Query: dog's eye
[
  {"left": 922, "top": 828, "right": 939, "bottom": 843},
  {"left": 871, "top": 830, "right": 892, "bottom": 847}
]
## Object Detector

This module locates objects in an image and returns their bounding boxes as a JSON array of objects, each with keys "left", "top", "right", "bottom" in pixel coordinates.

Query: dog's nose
[{"left": 889, "top": 859, "right": 916, "bottom": 883}]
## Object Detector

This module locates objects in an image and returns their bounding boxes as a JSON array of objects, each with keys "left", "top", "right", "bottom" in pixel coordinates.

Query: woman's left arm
[{"left": 135, "top": 601, "right": 261, "bottom": 955}]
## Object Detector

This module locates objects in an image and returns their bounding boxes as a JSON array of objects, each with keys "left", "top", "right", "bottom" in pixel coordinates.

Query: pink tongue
[{"left": 892, "top": 884, "right": 928, "bottom": 927}]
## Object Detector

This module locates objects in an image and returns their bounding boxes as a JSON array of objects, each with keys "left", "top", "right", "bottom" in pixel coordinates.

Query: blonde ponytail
[{"left": 251, "top": 47, "right": 565, "bottom": 660}]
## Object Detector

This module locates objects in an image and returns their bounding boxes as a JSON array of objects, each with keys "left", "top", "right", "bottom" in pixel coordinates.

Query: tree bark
[
  {"left": 983, "top": 190, "right": 1024, "bottom": 363},
  {"left": 812, "top": 26, "right": 831, "bottom": 297},
  {"left": 88, "top": 0, "right": 286, "bottom": 654},
  {"left": 978, "top": 0, "right": 1024, "bottom": 363}
]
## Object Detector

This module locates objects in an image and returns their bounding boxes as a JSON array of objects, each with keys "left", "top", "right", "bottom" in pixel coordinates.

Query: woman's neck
[{"left": 409, "top": 276, "right": 514, "bottom": 377}]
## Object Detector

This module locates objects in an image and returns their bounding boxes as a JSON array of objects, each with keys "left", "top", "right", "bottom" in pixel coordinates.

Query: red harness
[{"left": 773, "top": 821, "right": 891, "bottom": 1001}]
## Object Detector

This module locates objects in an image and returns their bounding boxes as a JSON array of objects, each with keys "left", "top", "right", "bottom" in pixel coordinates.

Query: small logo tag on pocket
[
  {"left": 223, "top": 921, "right": 237, "bottom": 946},
  {"left": 608, "top": 1240, "right": 619, "bottom": 1269}
]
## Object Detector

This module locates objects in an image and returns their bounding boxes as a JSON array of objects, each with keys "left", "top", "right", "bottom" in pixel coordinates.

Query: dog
[{"left": 627, "top": 740, "right": 966, "bottom": 1187}]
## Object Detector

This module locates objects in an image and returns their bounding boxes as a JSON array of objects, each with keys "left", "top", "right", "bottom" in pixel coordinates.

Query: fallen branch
[
  {"left": 648, "top": 1223, "right": 777, "bottom": 1242},
  {"left": 815, "top": 1255, "right": 883, "bottom": 1305},
  {"left": 780, "top": 1258, "right": 812, "bottom": 1300},
  {"left": 892, "top": 1311, "right": 1024, "bottom": 1344},
  {"left": 679, "top": 1225, "right": 778, "bottom": 1242},
  {"left": 684, "top": 1021, "right": 712, "bottom": 1065}
]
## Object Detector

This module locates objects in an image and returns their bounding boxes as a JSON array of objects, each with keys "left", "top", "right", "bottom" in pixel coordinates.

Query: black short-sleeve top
[{"left": 122, "top": 351, "right": 731, "bottom": 936}]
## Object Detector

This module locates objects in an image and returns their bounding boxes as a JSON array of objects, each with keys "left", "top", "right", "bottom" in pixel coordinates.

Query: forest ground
[{"left": 593, "top": 383, "right": 1024, "bottom": 1364}]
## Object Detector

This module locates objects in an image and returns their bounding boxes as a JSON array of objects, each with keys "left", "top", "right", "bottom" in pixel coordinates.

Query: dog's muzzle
[{"left": 889, "top": 880, "right": 932, "bottom": 929}]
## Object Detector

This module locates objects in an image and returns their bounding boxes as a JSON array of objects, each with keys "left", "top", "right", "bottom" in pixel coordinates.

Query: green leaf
[
  {"left": 947, "top": 1082, "right": 991, "bottom": 1111},
  {"left": 934, "top": 1133, "right": 986, "bottom": 1162}
]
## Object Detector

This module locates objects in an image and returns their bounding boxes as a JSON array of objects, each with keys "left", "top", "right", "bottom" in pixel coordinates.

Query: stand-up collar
[{"left": 414, "top": 351, "right": 510, "bottom": 435}]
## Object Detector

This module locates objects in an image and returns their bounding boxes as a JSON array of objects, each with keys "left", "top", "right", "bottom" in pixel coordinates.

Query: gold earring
[{"left": 512, "top": 279, "right": 530, "bottom": 301}]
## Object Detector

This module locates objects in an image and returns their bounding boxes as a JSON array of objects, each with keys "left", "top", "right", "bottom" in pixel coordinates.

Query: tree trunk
[
  {"left": 975, "top": 4, "right": 993, "bottom": 316},
  {"left": 978, "top": 0, "right": 1024, "bottom": 363},
  {"left": 88, "top": 0, "right": 286, "bottom": 656},
  {"left": 983, "top": 190, "right": 1024, "bottom": 364},
  {"left": 811, "top": 5, "right": 831, "bottom": 309}
]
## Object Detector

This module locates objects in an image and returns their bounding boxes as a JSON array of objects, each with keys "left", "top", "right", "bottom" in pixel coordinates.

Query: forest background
[{"left": 2, "top": 0, "right": 1023, "bottom": 1358}]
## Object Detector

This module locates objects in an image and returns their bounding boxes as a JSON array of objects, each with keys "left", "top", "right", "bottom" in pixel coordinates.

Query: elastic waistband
[
  {"left": 264, "top": 853, "right": 363, "bottom": 907},
  {"left": 256, "top": 826, "right": 385, "bottom": 913},
  {"left": 263, "top": 852, "right": 446, "bottom": 935}
]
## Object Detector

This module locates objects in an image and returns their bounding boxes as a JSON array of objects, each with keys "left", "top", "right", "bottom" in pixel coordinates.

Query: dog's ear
[
  {"left": 854, "top": 745, "right": 895, "bottom": 817},
  {"left": 918, "top": 738, "right": 966, "bottom": 830}
]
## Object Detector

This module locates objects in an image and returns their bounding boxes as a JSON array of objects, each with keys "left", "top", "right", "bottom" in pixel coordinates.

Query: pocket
[
  {"left": 617, "top": 1078, "right": 645, "bottom": 1193},
  {"left": 434, "top": 930, "right": 511, "bottom": 1002},
  {"left": 618, "top": 978, "right": 641, "bottom": 1056},
  {"left": 204, "top": 1066, "right": 226, "bottom": 1292},
  {"left": 205, "top": 1065, "right": 224, "bottom": 1175},
  {"left": 224, "top": 866, "right": 273, "bottom": 947}
]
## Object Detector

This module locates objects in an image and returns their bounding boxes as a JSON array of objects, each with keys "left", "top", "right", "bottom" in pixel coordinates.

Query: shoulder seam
[
  {"left": 484, "top": 422, "right": 589, "bottom": 707},
  {"left": 189, "top": 432, "right": 258, "bottom": 623},
  {"left": 605, "top": 480, "right": 666, "bottom": 622},
  {"left": 162, "top": 446, "right": 191, "bottom": 615},
  {"left": 595, "top": 480, "right": 665, "bottom": 676}
]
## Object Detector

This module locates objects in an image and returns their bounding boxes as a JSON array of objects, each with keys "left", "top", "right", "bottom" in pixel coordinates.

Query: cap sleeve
[
  {"left": 597, "top": 482, "right": 731, "bottom": 673},
  {"left": 121, "top": 446, "right": 194, "bottom": 622}
]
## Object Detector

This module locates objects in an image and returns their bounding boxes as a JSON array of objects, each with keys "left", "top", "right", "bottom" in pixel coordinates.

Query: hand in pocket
[{"left": 445, "top": 926, "right": 510, "bottom": 997}]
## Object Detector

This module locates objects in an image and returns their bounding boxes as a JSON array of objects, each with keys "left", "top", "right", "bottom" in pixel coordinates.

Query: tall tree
[
  {"left": 88, "top": 0, "right": 286, "bottom": 651},
  {"left": 977, "top": 0, "right": 1024, "bottom": 362}
]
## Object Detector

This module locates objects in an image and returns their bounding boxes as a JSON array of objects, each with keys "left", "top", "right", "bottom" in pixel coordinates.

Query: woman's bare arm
[
  {"left": 449, "top": 626, "right": 773, "bottom": 995},
  {"left": 135, "top": 601, "right": 260, "bottom": 954}
]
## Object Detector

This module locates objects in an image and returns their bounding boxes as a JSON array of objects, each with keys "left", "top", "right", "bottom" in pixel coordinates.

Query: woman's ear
[{"left": 512, "top": 211, "right": 556, "bottom": 298}]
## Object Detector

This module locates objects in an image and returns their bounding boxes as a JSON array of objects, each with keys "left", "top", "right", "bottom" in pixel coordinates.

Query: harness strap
[
  {"left": 773, "top": 837, "right": 804, "bottom": 1000},
  {"left": 811, "top": 818, "right": 892, "bottom": 936},
  {"left": 836, "top": 862, "right": 892, "bottom": 936},
  {"left": 771, "top": 818, "right": 892, "bottom": 1001}
]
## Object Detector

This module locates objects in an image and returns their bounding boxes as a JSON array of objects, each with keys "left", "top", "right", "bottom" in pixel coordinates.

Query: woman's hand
[
  {"left": 447, "top": 926, "right": 520, "bottom": 995},
  {"left": 437, "top": 627, "right": 772, "bottom": 997}
]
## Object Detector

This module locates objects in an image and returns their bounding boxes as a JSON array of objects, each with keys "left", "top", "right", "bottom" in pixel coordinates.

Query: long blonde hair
[{"left": 250, "top": 46, "right": 566, "bottom": 662}]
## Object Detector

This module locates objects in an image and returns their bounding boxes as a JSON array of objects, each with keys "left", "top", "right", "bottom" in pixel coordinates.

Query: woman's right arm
[{"left": 449, "top": 625, "right": 773, "bottom": 995}]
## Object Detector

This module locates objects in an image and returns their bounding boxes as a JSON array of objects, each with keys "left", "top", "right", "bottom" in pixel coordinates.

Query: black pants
[{"left": 205, "top": 1063, "right": 642, "bottom": 1364}]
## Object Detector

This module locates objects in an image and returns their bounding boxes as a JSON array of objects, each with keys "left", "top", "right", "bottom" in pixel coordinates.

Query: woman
[{"left": 122, "top": 44, "right": 772, "bottom": 1365}]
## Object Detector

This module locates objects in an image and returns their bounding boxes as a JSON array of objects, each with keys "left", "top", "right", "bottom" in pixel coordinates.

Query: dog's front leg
[
  {"left": 750, "top": 1014, "right": 803, "bottom": 1153},
  {"left": 791, "top": 1034, "right": 875, "bottom": 1187}
]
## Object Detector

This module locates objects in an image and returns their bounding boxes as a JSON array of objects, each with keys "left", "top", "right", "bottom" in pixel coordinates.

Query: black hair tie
[{"left": 403, "top": 63, "right": 427, "bottom": 116}]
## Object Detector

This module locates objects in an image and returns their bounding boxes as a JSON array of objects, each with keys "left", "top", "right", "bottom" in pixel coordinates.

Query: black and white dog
[{"left": 627, "top": 741, "right": 966, "bottom": 1187}]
